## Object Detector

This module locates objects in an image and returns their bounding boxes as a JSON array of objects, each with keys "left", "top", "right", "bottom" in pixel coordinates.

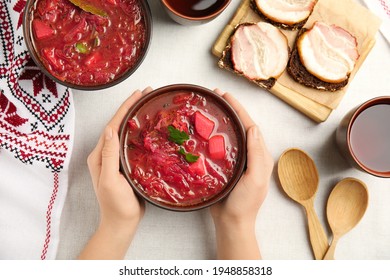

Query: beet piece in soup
[
  {"left": 30, "top": 0, "right": 147, "bottom": 86},
  {"left": 124, "top": 91, "right": 239, "bottom": 206}
]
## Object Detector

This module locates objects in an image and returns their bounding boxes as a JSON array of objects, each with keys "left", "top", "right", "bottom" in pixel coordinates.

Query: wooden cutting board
[{"left": 212, "top": 0, "right": 380, "bottom": 123}]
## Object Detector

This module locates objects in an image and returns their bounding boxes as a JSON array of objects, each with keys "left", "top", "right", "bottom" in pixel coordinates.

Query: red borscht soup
[
  {"left": 28, "top": 0, "right": 148, "bottom": 87},
  {"left": 122, "top": 90, "right": 243, "bottom": 207}
]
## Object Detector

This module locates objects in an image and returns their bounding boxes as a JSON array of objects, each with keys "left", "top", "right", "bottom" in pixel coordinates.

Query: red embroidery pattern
[
  {"left": 0, "top": 90, "right": 28, "bottom": 127},
  {"left": 0, "top": 119, "right": 69, "bottom": 171},
  {"left": 13, "top": 0, "right": 26, "bottom": 30},
  {"left": 19, "top": 59, "right": 59, "bottom": 98},
  {"left": 1, "top": 1, "right": 72, "bottom": 169},
  {"left": 378, "top": 0, "right": 390, "bottom": 17},
  {"left": 379, "top": 0, "right": 390, "bottom": 17},
  {"left": 11, "top": 60, "right": 71, "bottom": 131},
  {"left": 0, "top": 1, "right": 16, "bottom": 73},
  {"left": 41, "top": 172, "right": 60, "bottom": 260}
]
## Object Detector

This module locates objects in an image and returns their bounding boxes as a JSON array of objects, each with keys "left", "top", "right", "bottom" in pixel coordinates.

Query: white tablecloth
[{"left": 57, "top": 0, "right": 390, "bottom": 260}]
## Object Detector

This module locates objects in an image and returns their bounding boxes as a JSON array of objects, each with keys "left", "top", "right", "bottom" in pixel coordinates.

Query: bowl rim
[
  {"left": 161, "top": 0, "right": 231, "bottom": 21},
  {"left": 346, "top": 96, "right": 390, "bottom": 178},
  {"left": 118, "top": 84, "right": 247, "bottom": 211},
  {"left": 23, "top": 0, "right": 153, "bottom": 91}
]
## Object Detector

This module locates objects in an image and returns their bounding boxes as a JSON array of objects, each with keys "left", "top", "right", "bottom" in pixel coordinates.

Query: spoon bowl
[
  {"left": 278, "top": 148, "right": 319, "bottom": 201},
  {"left": 323, "top": 178, "right": 369, "bottom": 259},
  {"left": 278, "top": 148, "right": 329, "bottom": 260}
]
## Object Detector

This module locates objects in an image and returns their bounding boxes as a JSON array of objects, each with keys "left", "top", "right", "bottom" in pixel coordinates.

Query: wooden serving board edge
[
  {"left": 212, "top": 0, "right": 249, "bottom": 58},
  {"left": 269, "top": 83, "right": 332, "bottom": 123}
]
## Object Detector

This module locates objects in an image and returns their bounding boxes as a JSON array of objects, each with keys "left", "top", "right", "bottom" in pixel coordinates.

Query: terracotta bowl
[
  {"left": 160, "top": 0, "right": 231, "bottom": 25},
  {"left": 119, "top": 84, "right": 247, "bottom": 211},
  {"left": 23, "top": 0, "right": 152, "bottom": 90}
]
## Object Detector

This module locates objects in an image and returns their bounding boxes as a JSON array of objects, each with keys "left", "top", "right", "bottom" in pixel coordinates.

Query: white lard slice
[
  {"left": 231, "top": 22, "right": 289, "bottom": 80},
  {"left": 255, "top": 0, "right": 317, "bottom": 25},
  {"left": 298, "top": 21, "right": 359, "bottom": 83}
]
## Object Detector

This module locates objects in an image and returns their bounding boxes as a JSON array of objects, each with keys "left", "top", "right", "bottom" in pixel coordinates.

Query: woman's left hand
[{"left": 79, "top": 87, "right": 152, "bottom": 259}]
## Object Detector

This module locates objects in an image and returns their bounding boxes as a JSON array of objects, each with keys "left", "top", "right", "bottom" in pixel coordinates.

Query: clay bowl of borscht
[
  {"left": 23, "top": 0, "right": 152, "bottom": 90},
  {"left": 119, "top": 84, "right": 247, "bottom": 211}
]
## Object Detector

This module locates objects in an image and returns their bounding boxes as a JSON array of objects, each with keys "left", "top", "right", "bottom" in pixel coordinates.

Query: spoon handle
[
  {"left": 323, "top": 237, "right": 338, "bottom": 260},
  {"left": 303, "top": 199, "right": 329, "bottom": 260}
]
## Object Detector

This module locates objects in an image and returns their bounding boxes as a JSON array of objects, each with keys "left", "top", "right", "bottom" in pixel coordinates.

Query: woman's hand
[
  {"left": 210, "top": 89, "right": 274, "bottom": 260},
  {"left": 79, "top": 87, "right": 152, "bottom": 259}
]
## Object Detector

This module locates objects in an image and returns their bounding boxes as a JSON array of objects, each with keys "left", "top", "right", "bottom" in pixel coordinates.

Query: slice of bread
[{"left": 287, "top": 29, "right": 349, "bottom": 91}]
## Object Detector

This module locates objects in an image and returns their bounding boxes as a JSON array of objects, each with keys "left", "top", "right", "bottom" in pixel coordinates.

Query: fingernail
[
  {"left": 132, "top": 89, "right": 141, "bottom": 97},
  {"left": 142, "top": 86, "right": 153, "bottom": 94},
  {"left": 252, "top": 125, "right": 260, "bottom": 139},
  {"left": 214, "top": 88, "right": 224, "bottom": 96},
  {"left": 105, "top": 126, "right": 113, "bottom": 140}
]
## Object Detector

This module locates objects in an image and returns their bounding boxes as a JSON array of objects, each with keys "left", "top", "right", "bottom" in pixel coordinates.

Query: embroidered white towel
[{"left": 0, "top": 0, "right": 74, "bottom": 260}]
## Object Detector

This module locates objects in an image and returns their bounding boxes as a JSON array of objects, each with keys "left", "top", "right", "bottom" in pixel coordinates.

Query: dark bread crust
[
  {"left": 250, "top": 0, "right": 310, "bottom": 31},
  {"left": 218, "top": 23, "right": 276, "bottom": 90},
  {"left": 287, "top": 29, "right": 349, "bottom": 91}
]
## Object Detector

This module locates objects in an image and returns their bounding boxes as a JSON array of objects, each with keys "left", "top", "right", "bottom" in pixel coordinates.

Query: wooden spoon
[
  {"left": 278, "top": 148, "right": 329, "bottom": 260},
  {"left": 323, "top": 178, "right": 369, "bottom": 260}
]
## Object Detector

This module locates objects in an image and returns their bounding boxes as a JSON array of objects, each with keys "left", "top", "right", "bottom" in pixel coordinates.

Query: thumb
[{"left": 101, "top": 126, "right": 120, "bottom": 180}]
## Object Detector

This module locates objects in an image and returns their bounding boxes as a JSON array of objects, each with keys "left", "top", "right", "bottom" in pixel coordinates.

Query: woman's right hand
[{"left": 210, "top": 89, "right": 274, "bottom": 259}]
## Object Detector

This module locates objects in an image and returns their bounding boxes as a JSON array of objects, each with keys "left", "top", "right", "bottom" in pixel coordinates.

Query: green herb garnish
[
  {"left": 167, "top": 125, "right": 197, "bottom": 162},
  {"left": 179, "top": 147, "right": 199, "bottom": 163},
  {"left": 75, "top": 42, "right": 89, "bottom": 54},
  {"left": 94, "top": 36, "right": 101, "bottom": 47},
  {"left": 168, "top": 125, "right": 189, "bottom": 145}
]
